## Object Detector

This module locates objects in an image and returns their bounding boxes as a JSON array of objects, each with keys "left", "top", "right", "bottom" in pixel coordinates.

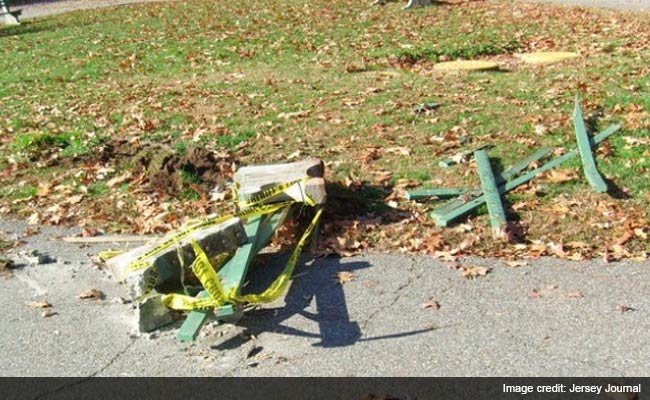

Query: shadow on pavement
[{"left": 237, "top": 254, "right": 431, "bottom": 348}]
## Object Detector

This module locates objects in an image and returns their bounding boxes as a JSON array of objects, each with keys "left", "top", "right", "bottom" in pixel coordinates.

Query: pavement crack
[
  {"left": 361, "top": 266, "right": 422, "bottom": 333},
  {"left": 31, "top": 340, "right": 135, "bottom": 400},
  {"left": 89, "top": 339, "right": 135, "bottom": 377}
]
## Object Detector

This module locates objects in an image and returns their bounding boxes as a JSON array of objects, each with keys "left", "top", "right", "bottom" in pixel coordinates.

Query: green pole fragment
[
  {"left": 405, "top": 188, "right": 470, "bottom": 201},
  {"left": 431, "top": 147, "right": 552, "bottom": 219},
  {"left": 177, "top": 216, "right": 265, "bottom": 343},
  {"left": 177, "top": 210, "right": 287, "bottom": 343},
  {"left": 177, "top": 290, "right": 210, "bottom": 343},
  {"left": 474, "top": 150, "right": 507, "bottom": 239},
  {"left": 431, "top": 124, "right": 620, "bottom": 226},
  {"left": 574, "top": 96, "right": 608, "bottom": 193}
]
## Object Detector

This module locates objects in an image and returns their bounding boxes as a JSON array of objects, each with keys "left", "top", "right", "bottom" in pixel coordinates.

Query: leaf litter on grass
[{"left": 0, "top": 0, "right": 649, "bottom": 261}]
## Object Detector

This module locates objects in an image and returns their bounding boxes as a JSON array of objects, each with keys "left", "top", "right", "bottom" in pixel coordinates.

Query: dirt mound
[{"left": 97, "top": 138, "right": 237, "bottom": 197}]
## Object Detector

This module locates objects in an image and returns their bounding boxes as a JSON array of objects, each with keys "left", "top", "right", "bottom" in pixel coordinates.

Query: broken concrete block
[
  {"left": 106, "top": 217, "right": 247, "bottom": 300},
  {"left": 138, "top": 295, "right": 173, "bottom": 332},
  {"left": 233, "top": 159, "right": 326, "bottom": 205}
]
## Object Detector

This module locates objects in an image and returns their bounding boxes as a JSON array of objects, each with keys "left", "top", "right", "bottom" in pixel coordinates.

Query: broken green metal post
[
  {"left": 574, "top": 97, "right": 608, "bottom": 193},
  {"left": 178, "top": 213, "right": 286, "bottom": 343},
  {"left": 431, "top": 147, "right": 552, "bottom": 219},
  {"left": 431, "top": 124, "right": 620, "bottom": 226},
  {"left": 474, "top": 150, "right": 507, "bottom": 238}
]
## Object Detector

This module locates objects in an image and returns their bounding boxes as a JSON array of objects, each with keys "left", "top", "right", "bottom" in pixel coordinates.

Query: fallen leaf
[
  {"left": 77, "top": 289, "right": 105, "bottom": 300},
  {"left": 421, "top": 298, "right": 440, "bottom": 311},
  {"left": 41, "top": 310, "right": 57, "bottom": 318},
  {"left": 505, "top": 260, "right": 528, "bottom": 268},
  {"left": 528, "top": 289, "right": 542, "bottom": 299},
  {"left": 617, "top": 304, "right": 635, "bottom": 313},
  {"left": 460, "top": 266, "right": 490, "bottom": 279},
  {"left": 26, "top": 301, "right": 52, "bottom": 309},
  {"left": 384, "top": 146, "right": 411, "bottom": 156},
  {"left": 334, "top": 271, "right": 356, "bottom": 285},
  {"left": 544, "top": 169, "right": 578, "bottom": 184},
  {"left": 278, "top": 110, "right": 310, "bottom": 120},
  {"left": 81, "top": 227, "right": 101, "bottom": 238},
  {"left": 567, "top": 290, "right": 583, "bottom": 299}
]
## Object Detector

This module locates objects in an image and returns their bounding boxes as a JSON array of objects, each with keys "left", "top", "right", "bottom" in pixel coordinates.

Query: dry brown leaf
[
  {"left": 384, "top": 146, "right": 411, "bottom": 156},
  {"left": 77, "top": 289, "right": 105, "bottom": 300},
  {"left": 421, "top": 298, "right": 440, "bottom": 311},
  {"left": 505, "top": 260, "right": 528, "bottom": 268},
  {"left": 278, "top": 110, "right": 310, "bottom": 120},
  {"left": 41, "top": 310, "right": 57, "bottom": 318},
  {"left": 334, "top": 271, "right": 356, "bottom": 285},
  {"left": 617, "top": 304, "right": 635, "bottom": 313},
  {"left": 460, "top": 266, "right": 490, "bottom": 279},
  {"left": 374, "top": 170, "right": 393, "bottom": 185},
  {"left": 567, "top": 290, "right": 583, "bottom": 299},
  {"left": 26, "top": 301, "right": 52, "bottom": 309},
  {"left": 544, "top": 169, "right": 577, "bottom": 184}
]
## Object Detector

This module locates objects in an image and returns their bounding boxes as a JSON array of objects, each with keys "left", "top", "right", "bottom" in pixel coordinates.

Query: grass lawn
[{"left": 0, "top": 0, "right": 649, "bottom": 260}]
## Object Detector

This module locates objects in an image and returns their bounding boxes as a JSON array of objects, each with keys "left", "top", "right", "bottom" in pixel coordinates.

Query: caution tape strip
[
  {"left": 100, "top": 177, "right": 318, "bottom": 305},
  {"left": 123, "top": 178, "right": 314, "bottom": 277},
  {"left": 160, "top": 206, "right": 323, "bottom": 311}
]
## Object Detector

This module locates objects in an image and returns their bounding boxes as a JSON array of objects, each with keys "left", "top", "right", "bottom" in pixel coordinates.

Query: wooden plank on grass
[
  {"left": 431, "top": 147, "right": 552, "bottom": 219},
  {"left": 474, "top": 150, "right": 507, "bottom": 239},
  {"left": 574, "top": 96, "right": 608, "bottom": 193},
  {"left": 431, "top": 124, "right": 620, "bottom": 226}
]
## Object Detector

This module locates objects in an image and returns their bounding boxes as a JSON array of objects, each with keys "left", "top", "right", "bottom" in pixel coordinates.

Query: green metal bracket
[
  {"left": 430, "top": 147, "right": 552, "bottom": 221},
  {"left": 431, "top": 124, "right": 620, "bottom": 226},
  {"left": 574, "top": 96, "right": 608, "bottom": 193},
  {"left": 474, "top": 150, "right": 507, "bottom": 238},
  {"left": 176, "top": 210, "right": 287, "bottom": 343}
]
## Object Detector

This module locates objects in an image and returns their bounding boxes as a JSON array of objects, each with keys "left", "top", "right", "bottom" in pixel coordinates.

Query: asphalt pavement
[{"left": 2, "top": 220, "right": 650, "bottom": 376}]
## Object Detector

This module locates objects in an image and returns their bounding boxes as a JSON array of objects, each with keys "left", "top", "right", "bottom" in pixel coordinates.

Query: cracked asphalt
[{"left": 2, "top": 219, "right": 650, "bottom": 376}]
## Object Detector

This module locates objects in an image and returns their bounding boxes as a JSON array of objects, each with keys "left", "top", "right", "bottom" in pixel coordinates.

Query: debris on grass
[{"left": 516, "top": 51, "right": 580, "bottom": 66}]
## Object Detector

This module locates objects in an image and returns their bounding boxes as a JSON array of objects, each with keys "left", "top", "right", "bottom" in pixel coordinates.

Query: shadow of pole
[{"left": 240, "top": 254, "right": 432, "bottom": 348}]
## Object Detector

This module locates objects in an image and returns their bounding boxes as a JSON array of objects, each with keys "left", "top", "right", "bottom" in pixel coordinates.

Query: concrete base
[
  {"left": 0, "top": 12, "right": 20, "bottom": 25},
  {"left": 138, "top": 295, "right": 174, "bottom": 332},
  {"left": 106, "top": 218, "right": 247, "bottom": 300}
]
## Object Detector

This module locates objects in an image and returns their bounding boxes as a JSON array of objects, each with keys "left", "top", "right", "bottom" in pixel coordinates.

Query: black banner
[{"left": 0, "top": 378, "right": 645, "bottom": 400}]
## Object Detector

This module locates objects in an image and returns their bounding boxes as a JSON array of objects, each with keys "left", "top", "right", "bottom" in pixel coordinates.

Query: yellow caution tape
[
  {"left": 122, "top": 176, "right": 320, "bottom": 310},
  {"left": 161, "top": 206, "right": 323, "bottom": 311},
  {"left": 233, "top": 206, "right": 323, "bottom": 304},
  {"left": 98, "top": 250, "right": 124, "bottom": 261},
  {"left": 236, "top": 177, "right": 311, "bottom": 211}
]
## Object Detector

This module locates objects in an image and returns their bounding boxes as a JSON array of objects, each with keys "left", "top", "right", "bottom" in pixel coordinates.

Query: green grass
[{"left": 1, "top": 0, "right": 649, "bottom": 255}]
